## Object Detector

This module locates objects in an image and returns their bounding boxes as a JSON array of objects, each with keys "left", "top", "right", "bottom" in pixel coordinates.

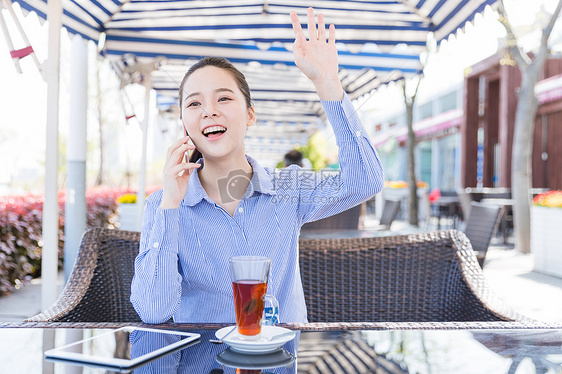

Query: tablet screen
[{"left": 45, "top": 327, "right": 200, "bottom": 372}]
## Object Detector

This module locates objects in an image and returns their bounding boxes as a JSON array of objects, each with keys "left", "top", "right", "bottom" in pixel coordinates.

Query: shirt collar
[{"left": 182, "top": 155, "right": 276, "bottom": 207}]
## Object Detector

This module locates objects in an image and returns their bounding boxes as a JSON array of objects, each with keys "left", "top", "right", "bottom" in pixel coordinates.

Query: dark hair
[
  {"left": 284, "top": 150, "right": 303, "bottom": 167},
  {"left": 178, "top": 57, "right": 252, "bottom": 163}
]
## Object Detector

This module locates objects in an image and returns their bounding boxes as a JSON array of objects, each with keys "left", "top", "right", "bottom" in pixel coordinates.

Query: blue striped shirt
[{"left": 130, "top": 93, "right": 384, "bottom": 324}]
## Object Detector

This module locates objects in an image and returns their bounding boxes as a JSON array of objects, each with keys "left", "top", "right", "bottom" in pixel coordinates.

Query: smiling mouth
[{"left": 203, "top": 125, "right": 227, "bottom": 138}]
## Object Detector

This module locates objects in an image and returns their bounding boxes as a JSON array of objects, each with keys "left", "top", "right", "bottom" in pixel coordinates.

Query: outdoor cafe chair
[
  {"left": 377, "top": 198, "right": 401, "bottom": 230},
  {"left": 26, "top": 228, "right": 142, "bottom": 323},
  {"left": 463, "top": 201, "right": 503, "bottom": 269},
  {"left": 299, "top": 230, "right": 525, "bottom": 322},
  {"left": 26, "top": 228, "right": 526, "bottom": 323},
  {"left": 301, "top": 203, "right": 363, "bottom": 231}
]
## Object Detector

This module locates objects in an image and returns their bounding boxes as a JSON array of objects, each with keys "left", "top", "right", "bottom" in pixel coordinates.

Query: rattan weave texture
[
  {"left": 25, "top": 228, "right": 527, "bottom": 324},
  {"left": 301, "top": 204, "right": 363, "bottom": 230},
  {"left": 463, "top": 202, "right": 503, "bottom": 267},
  {"left": 4, "top": 321, "right": 562, "bottom": 330},
  {"left": 299, "top": 230, "right": 526, "bottom": 322},
  {"left": 26, "top": 228, "right": 142, "bottom": 323}
]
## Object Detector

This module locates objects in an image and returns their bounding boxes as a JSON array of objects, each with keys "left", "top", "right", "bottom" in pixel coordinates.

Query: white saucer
[
  {"left": 216, "top": 347, "right": 295, "bottom": 369},
  {"left": 215, "top": 326, "right": 296, "bottom": 354}
]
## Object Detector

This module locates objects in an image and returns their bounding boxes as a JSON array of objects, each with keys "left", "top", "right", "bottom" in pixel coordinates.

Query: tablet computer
[{"left": 45, "top": 326, "right": 200, "bottom": 372}]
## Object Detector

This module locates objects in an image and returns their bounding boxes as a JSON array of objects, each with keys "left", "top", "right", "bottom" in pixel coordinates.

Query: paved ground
[
  {"left": 483, "top": 237, "right": 562, "bottom": 323},
  {"left": 1, "top": 220, "right": 562, "bottom": 323}
]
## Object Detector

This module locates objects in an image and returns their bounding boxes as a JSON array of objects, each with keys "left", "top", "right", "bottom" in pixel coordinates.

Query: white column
[
  {"left": 136, "top": 83, "right": 151, "bottom": 231},
  {"left": 42, "top": 1, "right": 61, "bottom": 373},
  {"left": 431, "top": 137, "right": 440, "bottom": 189},
  {"left": 64, "top": 35, "right": 88, "bottom": 281}
]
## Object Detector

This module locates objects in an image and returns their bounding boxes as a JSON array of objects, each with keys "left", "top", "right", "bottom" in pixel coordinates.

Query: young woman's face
[{"left": 181, "top": 66, "right": 255, "bottom": 161}]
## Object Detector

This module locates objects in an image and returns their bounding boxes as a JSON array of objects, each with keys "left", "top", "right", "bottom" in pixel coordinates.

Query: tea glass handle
[{"left": 262, "top": 294, "right": 279, "bottom": 326}]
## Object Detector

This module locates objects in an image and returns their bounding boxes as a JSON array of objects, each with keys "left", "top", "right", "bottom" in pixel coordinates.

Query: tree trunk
[
  {"left": 512, "top": 65, "right": 540, "bottom": 253},
  {"left": 497, "top": 0, "right": 562, "bottom": 254},
  {"left": 405, "top": 100, "right": 419, "bottom": 226}
]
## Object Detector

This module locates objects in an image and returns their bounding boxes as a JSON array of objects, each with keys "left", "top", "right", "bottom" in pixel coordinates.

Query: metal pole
[
  {"left": 42, "top": 1, "right": 61, "bottom": 372},
  {"left": 65, "top": 35, "right": 88, "bottom": 282},
  {"left": 136, "top": 83, "right": 151, "bottom": 231}
]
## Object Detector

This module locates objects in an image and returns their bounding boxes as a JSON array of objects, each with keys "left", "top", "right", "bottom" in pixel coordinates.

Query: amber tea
[
  {"left": 232, "top": 280, "right": 267, "bottom": 336},
  {"left": 229, "top": 256, "right": 279, "bottom": 338}
]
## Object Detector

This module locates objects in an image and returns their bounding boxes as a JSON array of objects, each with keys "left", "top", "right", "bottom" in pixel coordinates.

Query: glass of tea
[{"left": 229, "top": 256, "right": 279, "bottom": 340}]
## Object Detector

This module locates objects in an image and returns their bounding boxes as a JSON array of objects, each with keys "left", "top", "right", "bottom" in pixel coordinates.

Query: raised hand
[
  {"left": 160, "top": 136, "right": 201, "bottom": 209},
  {"left": 290, "top": 7, "right": 343, "bottom": 100}
]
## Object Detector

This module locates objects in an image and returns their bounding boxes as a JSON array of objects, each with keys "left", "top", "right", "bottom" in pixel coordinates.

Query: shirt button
[
  {"left": 355, "top": 130, "right": 362, "bottom": 137},
  {"left": 238, "top": 207, "right": 244, "bottom": 213},
  {"left": 153, "top": 242, "right": 159, "bottom": 248}
]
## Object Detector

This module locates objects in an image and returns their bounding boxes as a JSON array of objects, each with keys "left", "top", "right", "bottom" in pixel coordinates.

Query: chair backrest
[
  {"left": 29, "top": 228, "right": 522, "bottom": 323},
  {"left": 299, "top": 230, "right": 521, "bottom": 322},
  {"left": 440, "top": 190, "right": 458, "bottom": 197},
  {"left": 301, "top": 203, "right": 363, "bottom": 230},
  {"left": 27, "top": 228, "right": 142, "bottom": 322},
  {"left": 379, "top": 199, "right": 401, "bottom": 228},
  {"left": 457, "top": 188, "right": 473, "bottom": 221},
  {"left": 463, "top": 202, "right": 503, "bottom": 254}
]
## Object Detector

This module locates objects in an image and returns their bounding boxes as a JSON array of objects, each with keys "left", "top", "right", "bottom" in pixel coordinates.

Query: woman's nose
[{"left": 201, "top": 104, "right": 219, "bottom": 118}]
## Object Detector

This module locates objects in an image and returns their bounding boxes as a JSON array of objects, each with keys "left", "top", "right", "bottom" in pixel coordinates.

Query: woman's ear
[{"left": 247, "top": 107, "right": 256, "bottom": 128}]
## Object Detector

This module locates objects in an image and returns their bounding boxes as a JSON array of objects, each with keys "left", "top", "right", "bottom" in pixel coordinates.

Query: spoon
[
  {"left": 209, "top": 326, "right": 237, "bottom": 344},
  {"left": 263, "top": 331, "right": 296, "bottom": 342}
]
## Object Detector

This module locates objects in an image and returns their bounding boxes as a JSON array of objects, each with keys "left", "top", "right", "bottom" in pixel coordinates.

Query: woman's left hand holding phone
[{"left": 160, "top": 136, "right": 201, "bottom": 209}]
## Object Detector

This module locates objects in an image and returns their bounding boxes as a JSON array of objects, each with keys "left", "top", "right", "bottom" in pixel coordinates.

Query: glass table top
[{"left": 2, "top": 327, "right": 562, "bottom": 373}]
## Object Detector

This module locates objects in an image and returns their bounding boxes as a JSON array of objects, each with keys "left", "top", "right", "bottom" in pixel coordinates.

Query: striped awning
[
  {"left": 11, "top": 0, "right": 497, "bottom": 53},
  {"left": 10, "top": 0, "right": 497, "bottom": 162}
]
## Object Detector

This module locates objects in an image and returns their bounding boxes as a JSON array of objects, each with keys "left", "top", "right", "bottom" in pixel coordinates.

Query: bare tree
[
  {"left": 497, "top": 0, "right": 562, "bottom": 253},
  {"left": 402, "top": 76, "right": 422, "bottom": 226}
]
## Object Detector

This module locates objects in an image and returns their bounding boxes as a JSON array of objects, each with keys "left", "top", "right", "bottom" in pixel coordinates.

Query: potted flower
[
  {"left": 532, "top": 190, "right": 562, "bottom": 277},
  {"left": 117, "top": 193, "right": 139, "bottom": 231}
]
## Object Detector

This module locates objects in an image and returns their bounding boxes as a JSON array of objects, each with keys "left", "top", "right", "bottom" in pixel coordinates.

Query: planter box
[
  {"left": 118, "top": 203, "right": 141, "bottom": 231},
  {"left": 532, "top": 205, "right": 562, "bottom": 278}
]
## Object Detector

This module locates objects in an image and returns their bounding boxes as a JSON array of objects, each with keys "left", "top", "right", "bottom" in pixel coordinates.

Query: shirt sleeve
[
  {"left": 296, "top": 92, "right": 384, "bottom": 225},
  {"left": 130, "top": 192, "right": 183, "bottom": 324}
]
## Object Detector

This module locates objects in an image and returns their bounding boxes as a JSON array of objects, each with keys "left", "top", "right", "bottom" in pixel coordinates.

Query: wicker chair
[
  {"left": 378, "top": 199, "right": 401, "bottom": 230},
  {"left": 299, "top": 230, "right": 525, "bottom": 322},
  {"left": 301, "top": 203, "right": 363, "bottom": 231},
  {"left": 26, "top": 228, "right": 142, "bottom": 322},
  {"left": 463, "top": 202, "right": 503, "bottom": 268},
  {"left": 27, "top": 228, "right": 524, "bottom": 323}
]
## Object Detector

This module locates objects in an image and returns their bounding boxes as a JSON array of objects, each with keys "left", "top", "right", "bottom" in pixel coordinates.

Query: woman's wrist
[{"left": 313, "top": 79, "right": 344, "bottom": 101}]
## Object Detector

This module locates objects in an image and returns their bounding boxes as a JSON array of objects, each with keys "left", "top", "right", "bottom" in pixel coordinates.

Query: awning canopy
[
  {"left": 10, "top": 0, "right": 497, "bottom": 161},
  {"left": 12, "top": 0, "right": 497, "bottom": 53}
]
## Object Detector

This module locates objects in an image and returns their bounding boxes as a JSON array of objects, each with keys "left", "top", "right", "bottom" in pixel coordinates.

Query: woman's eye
[
  {"left": 219, "top": 97, "right": 231, "bottom": 102},
  {"left": 187, "top": 102, "right": 200, "bottom": 108}
]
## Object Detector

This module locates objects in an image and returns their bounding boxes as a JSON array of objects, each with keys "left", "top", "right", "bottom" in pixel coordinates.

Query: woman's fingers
[
  {"left": 166, "top": 162, "right": 201, "bottom": 178},
  {"left": 166, "top": 135, "right": 190, "bottom": 159},
  {"left": 328, "top": 23, "right": 336, "bottom": 44},
  {"left": 290, "top": 10, "right": 302, "bottom": 37},
  {"left": 167, "top": 143, "right": 196, "bottom": 168},
  {"left": 307, "top": 7, "right": 316, "bottom": 41},
  {"left": 317, "top": 13, "right": 326, "bottom": 41}
]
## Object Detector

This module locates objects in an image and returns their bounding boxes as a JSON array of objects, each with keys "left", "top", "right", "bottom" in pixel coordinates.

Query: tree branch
[
  {"left": 532, "top": 0, "right": 562, "bottom": 72},
  {"left": 541, "top": 0, "right": 562, "bottom": 48},
  {"left": 541, "top": 0, "right": 562, "bottom": 55},
  {"left": 497, "top": 0, "right": 532, "bottom": 68}
]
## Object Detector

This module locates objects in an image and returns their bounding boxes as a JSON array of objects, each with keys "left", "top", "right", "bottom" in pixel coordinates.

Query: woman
[{"left": 131, "top": 8, "right": 384, "bottom": 324}]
